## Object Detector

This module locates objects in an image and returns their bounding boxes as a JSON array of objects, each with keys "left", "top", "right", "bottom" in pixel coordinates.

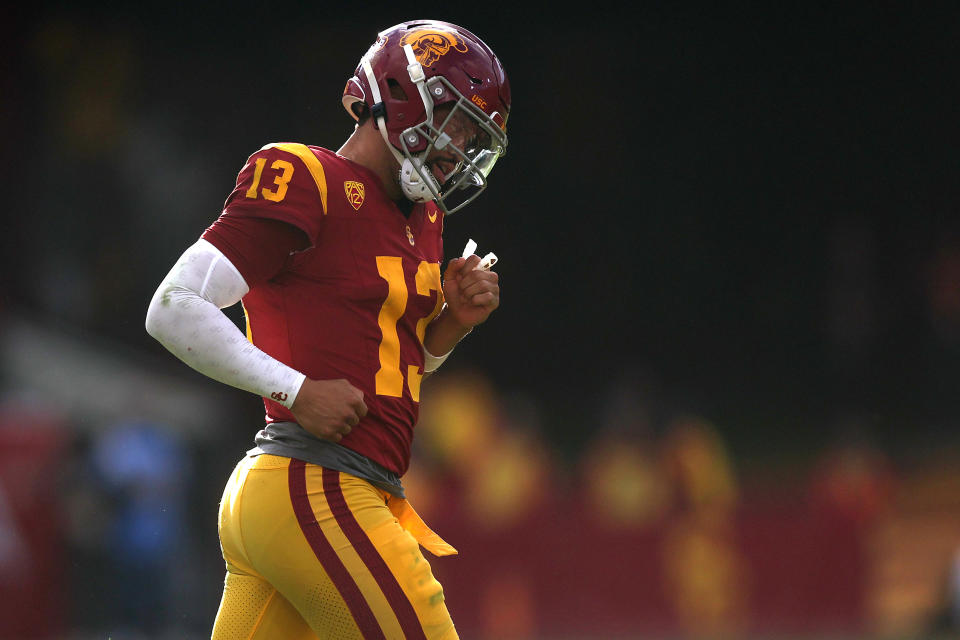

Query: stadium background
[{"left": 3, "top": 2, "right": 960, "bottom": 638}]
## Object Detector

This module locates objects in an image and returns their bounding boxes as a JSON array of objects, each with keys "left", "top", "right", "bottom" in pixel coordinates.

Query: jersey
[{"left": 215, "top": 143, "right": 445, "bottom": 476}]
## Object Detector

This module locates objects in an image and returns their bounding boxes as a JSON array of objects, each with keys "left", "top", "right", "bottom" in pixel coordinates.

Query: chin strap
[{"left": 362, "top": 46, "right": 441, "bottom": 203}]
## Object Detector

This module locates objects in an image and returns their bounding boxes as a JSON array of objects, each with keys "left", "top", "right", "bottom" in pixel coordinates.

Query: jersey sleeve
[
  {"left": 202, "top": 216, "right": 309, "bottom": 287},
  {"left": 221, "top": 143, "right": 331, "bottom": 244}
]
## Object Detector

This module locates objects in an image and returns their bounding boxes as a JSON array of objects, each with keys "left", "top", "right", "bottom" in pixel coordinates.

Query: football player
[{"left": 145, "top": 20, "right": 510, "bottom": 640}]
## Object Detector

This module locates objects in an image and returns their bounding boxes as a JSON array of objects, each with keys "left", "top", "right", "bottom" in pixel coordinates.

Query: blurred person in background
[
  {"left": 89, "top": 420, "right": 189, "bottom": 636},
  {"left": 0, "top": 402, "right": 69, "bottom": 639},
  {"left": 145, "top": 19, "right": 509, "bottom": 640},
  {"left": 578, "top": 368, "right": 670, "bottom": 530},
  {"left": 659, "top": 415, "right": 748, "bottom": 638}
]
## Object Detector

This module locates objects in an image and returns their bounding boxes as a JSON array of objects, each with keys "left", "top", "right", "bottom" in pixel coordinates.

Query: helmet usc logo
[{"left": 400, "top": 29, "right": 468, "bottom": 67}]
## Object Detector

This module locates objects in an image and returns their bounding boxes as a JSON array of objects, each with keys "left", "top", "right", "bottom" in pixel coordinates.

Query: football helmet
[{"left": 343, "top": 20, "right": 511, "bottom": 214}]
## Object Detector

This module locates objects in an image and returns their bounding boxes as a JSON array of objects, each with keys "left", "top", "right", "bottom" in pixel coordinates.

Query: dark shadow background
[
  {"left": 7, "top": 1, "right": 960, "bottom": 462},
  {"left": 3, "top": 1, "right": 960, "bottom": 638}
]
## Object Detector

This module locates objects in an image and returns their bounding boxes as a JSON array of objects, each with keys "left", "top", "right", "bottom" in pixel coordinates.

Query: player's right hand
[{"left": 290, "top": 378, "right": 368, "bottom": 442}]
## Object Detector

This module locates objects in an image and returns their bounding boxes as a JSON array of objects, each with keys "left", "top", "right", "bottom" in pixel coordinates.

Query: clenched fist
[{"left": 291, "top": 378, "right": 368, "bottom": 442}]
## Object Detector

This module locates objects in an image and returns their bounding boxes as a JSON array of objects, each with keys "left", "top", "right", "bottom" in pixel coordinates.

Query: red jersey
[{"left": 209, "top": 143, "right": 445, "bottom": 475}]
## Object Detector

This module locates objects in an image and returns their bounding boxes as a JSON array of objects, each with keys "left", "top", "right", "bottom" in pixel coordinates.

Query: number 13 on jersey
[{"left": 375, "top": 257, "right": 443, "bottom": 401}]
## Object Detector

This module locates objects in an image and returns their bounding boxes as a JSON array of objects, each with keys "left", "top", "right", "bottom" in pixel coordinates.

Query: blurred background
[{"left": 3, "top": 1, "right": 960, "bottom": 638}]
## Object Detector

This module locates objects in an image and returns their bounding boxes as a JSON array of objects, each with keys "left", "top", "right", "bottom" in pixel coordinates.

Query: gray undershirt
[{"left": 248, "top": 421, "right": 405, "bottom": 498}]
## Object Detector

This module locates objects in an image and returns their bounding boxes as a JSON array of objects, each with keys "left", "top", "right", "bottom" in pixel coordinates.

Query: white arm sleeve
[{"left": 144, "top": 238, "right": 306, "bottom": 408}]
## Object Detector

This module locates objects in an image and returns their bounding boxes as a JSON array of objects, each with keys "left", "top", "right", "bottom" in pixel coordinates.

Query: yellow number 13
[
  {"left": 245, "top": 157, "right": 294, "bottom": 202},
  {"left": 375, "top": 257, "right": 443, "bottom": 401}
]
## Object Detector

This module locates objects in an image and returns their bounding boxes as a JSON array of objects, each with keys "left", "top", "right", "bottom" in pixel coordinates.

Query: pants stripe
[
  {"left": 288, "top": 458, "right": 385, "bottom": 639},
  {"left": 322, "top": 467, "right": 428, "bottom": 640}
]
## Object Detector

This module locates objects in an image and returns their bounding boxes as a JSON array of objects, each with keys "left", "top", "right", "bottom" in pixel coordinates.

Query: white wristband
[
  {"left": 424, "top": 346, "right": 454, "bottom": 373},
  {"left": 423, "top": 310, "right": 472, "bottom": 373}
]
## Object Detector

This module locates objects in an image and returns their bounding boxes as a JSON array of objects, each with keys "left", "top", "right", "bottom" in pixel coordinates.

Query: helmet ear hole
[
  {"left": 387, "top": 78, "right": 408, "bottom": 101},
  {"left": 350, "top": 102, "right": 369, "bottom": 120}
]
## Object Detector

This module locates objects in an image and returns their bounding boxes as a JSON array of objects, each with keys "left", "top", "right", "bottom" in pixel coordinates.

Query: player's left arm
[{"left": 423, "top": 254, "right": 499, "bottom": 370}]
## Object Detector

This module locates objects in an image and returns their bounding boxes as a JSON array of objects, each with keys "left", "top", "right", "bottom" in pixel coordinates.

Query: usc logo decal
[
  {"left": 344, "top": 181, "right": 365, "bottom": 210},
  {"left": 400, "top": 29, "right": 468, "bottom": 67}
]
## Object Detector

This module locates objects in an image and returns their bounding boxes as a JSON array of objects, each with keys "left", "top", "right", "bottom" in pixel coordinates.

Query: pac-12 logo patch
[
  {"left": 344, "top": 181, "right": 365, "bottom": 210},
  {"left": 400, "top": 29, "right": 468, "bottom": 67}
]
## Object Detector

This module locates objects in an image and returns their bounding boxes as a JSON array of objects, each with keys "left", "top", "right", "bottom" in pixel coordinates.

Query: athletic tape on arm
[{"left": 145, "top": 239, "right": 305, "bottom": 408}]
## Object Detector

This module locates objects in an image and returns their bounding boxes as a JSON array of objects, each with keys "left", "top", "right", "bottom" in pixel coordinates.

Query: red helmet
[{"left": 343, "top": 20, "right": 511, "bottom": 214}]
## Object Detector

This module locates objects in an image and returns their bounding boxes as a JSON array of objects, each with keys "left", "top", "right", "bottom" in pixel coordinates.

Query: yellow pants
[{"left": 211, "top": 454, "right": 458, "bottom": 640}]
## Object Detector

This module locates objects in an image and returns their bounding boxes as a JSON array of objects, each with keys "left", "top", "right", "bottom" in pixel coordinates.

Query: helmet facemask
[{"left": 398, "top": 76, "right": 507, "bottom": 214}]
